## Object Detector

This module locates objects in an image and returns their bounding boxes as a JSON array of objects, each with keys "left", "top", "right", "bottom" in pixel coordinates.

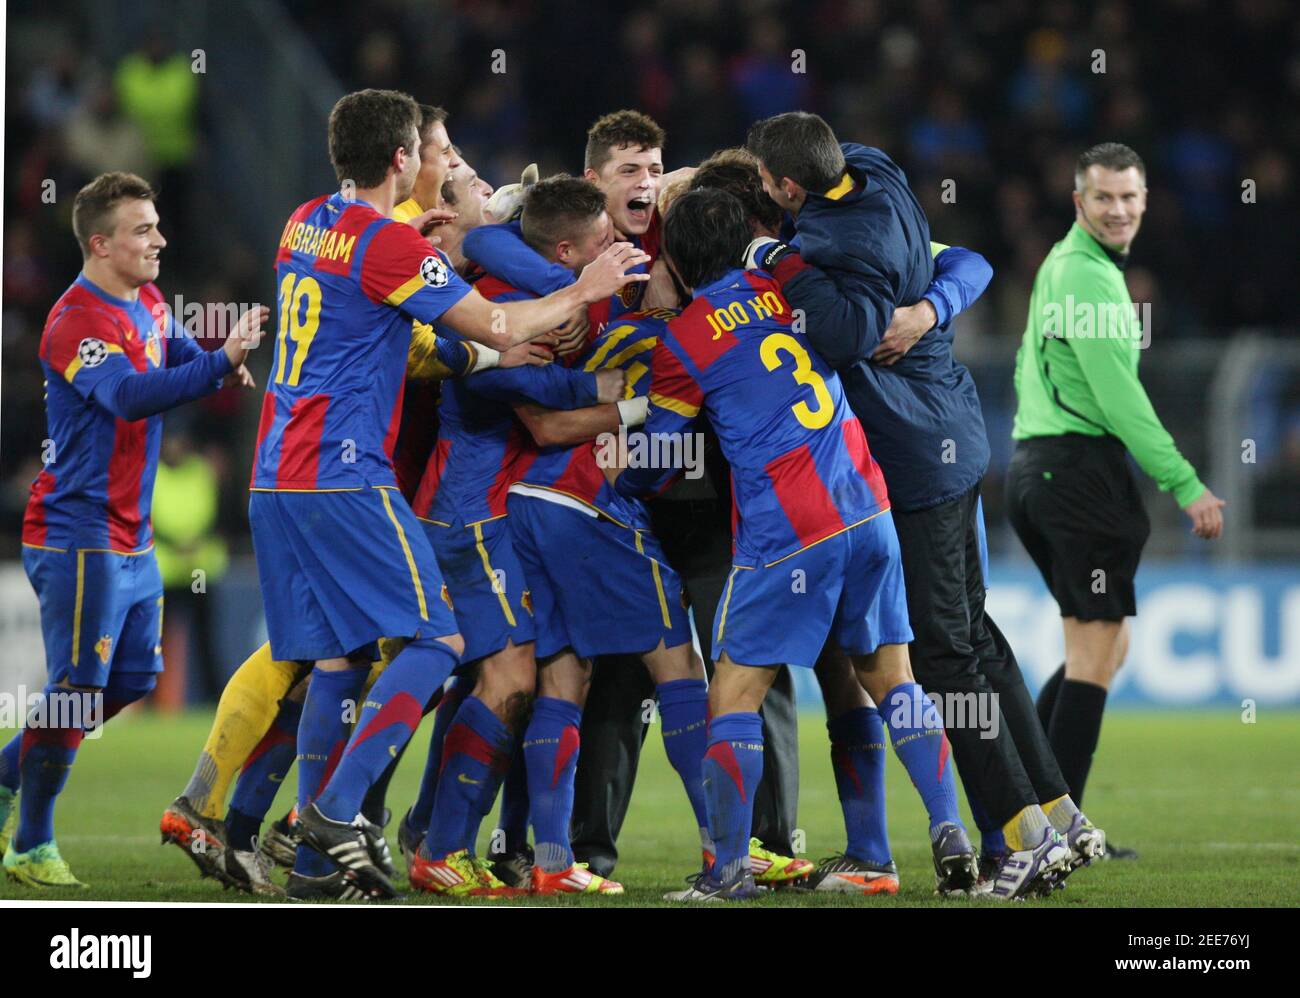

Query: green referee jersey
[{"left": 1012, "top": 221, "right": 1205, "bottom": 508}]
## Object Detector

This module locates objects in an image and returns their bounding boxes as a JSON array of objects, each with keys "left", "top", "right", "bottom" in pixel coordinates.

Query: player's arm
[
  {"left": 364, "top": 220, "right": 647, "bottom": 351},
  {"left": 163, "top": 303, "right": 262, "bottom": 387},
  {"left": 467, "top": 362, "right": 624, "bottom": 411},
  {"left": 610, "top": 341, "right": 703, "bottom": 496},
  {"left": 1065, "top": 259, "right": 1218, "bottom": 531},
  {"left": 747, "top": 240, "right": 896, "bottom": 370},
  {"left": 872, "top": 242, "right": 994, "bottom": 364},
  {"left": 49, "top": 308, "right": 260, "bottom": 421},
  {"left": 439, "top": 242, "right": 649, "bottom": 349},
  {"left": 462, "top": 221, "right": 574, "bottom": 295},
  {"left": 514, "top": 401, "right": 622, "bottom": 448}
]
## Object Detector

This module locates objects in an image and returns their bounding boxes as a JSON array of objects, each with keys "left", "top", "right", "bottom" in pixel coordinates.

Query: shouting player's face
[
  {"left": 412, "top": 122, "right": 462, "bottom": 210},
  {"left": 1073, "top": 165, "right": 1147, "bottom": 254},
  {"left": 558, "top": 211, "right": 615, "bottom": 272},
  {"left": 99, "top": 197, "right": 167, "bottom": 288},
  {"left": 587, "top": 144, "right": 662, "bottom": 237}
]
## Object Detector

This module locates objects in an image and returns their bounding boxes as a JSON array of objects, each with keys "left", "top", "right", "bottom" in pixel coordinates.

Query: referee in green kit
[{"left": 1006, "top": 143, "right": 1224, "bottom": 851}]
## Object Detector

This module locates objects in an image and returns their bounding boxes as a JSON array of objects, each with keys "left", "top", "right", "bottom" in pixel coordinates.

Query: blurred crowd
[{"left": 4, "top": 0, "right": 1300, "bottom": 562}]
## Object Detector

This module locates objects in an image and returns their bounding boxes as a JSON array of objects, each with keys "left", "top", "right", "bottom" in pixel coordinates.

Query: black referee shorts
[{"left": 1006, "top": 434, "right": 1150, "bottom": 621}]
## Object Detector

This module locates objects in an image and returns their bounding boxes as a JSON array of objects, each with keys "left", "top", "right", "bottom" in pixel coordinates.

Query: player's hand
[
  {"left": 641, "top": 257, "right": 686, "bottom": 309},
  {"left": 872, "top": 299, "right": 938, "bottom": 365},
  {"left": 743, "top": 236, "right": 794, "bottom": 271},
  {"left": 223, "top": 304, "right": 269, "bottom": 371},
  {"left": 223, "top": 364, "right": 256, "bottom": 389},
  {"left": 408, "top": 207, "right": 458, "bottom": 244},
  {"left": 595, "top": 368, "right": 626, "bottom": 403},
  {"left": 575, "top": 242, "right": 652, "bottom": 303},
  {"left": 550, "top": 308, "right": 590, "bottom": 357},
  {"left": 1182, "top": 488, "right": 1225, "bottom": 540},
  {"left": 485, "top": 163, "right": 539, "bottom": 224},
  {"left": 500, "top": 342, "right": 553, "bottom": 368}
]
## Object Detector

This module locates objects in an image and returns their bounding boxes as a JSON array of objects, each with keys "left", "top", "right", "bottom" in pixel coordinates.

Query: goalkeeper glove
[
  {"left": 743, "top": 236, "right": 795, "bottom": 271},
  {"left": 486, "top": 163, "right": 539, "bottom": 223}
]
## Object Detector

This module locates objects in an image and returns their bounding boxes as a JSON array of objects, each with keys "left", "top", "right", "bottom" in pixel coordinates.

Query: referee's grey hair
[{"left": 1075, "top": 143, "right": 1146, "bottom": 191}]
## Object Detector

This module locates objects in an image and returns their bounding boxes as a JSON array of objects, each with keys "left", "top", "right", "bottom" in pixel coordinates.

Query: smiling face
[
  {"left": 93, "top": 197, "right": 167, "bottom": 288},
  {"left": 411, "top": 121, "right": 461, "bottom": 210},
  {"left": 1073, "top": 164, "right": 1146, "bottom": 253},
  {"left": 586, "top": 144, "right": 663, "bottom": 236},
  {"left": 442, "top": 158, "right": 494, "bottom": 232}
]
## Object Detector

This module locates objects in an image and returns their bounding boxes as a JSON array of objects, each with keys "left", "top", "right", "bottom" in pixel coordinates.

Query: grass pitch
[{"left": 2, "top": 708, "right": 1297, "bottom": 906}]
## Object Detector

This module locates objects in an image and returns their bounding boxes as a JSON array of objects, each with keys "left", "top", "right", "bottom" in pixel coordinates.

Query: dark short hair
[
  {"left": 584, "top": 109, "right": 666, "bottom": 174},
  {"left": 746, "top": 111, "right": 846, "bottom": 194},
  {"left": 418, "top": 104, "right": 449, "bottom": 146},
  {"left": 663, "top": 188, "right": 750, "bottom": 289},
  {"left": 1075, "top": 142, "right": 1146, "bottom": 190},
  {"left": 72, "top": 171, "right": 157, "bottom": 257},
  {"left": 521, "top": 175, "right": 608, "bottom": 253},
  {"left": 690, "top": 147, "right": 784, "bottom": 234},
  {"left": 328, "top": 89, "right": 420, "bottom": 188}
]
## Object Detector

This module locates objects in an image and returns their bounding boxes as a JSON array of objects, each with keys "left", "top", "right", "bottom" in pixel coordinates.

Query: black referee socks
[{"left": 1048, "top": 679, "right": 1109, "bottom": 807}]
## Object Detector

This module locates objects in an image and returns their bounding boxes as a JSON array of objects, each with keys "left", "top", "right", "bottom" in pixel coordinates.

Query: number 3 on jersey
[
  {"left": 275, "top": 273, "right": 322, "bottom": 386},
  {"left": 760, "top": 332, "right": 833, "bottom": 430}
]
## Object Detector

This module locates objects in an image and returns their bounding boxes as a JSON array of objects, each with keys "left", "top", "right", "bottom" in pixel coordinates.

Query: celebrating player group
[{"left": 6, "top": 88, "right": 1114, "bottom": 903}]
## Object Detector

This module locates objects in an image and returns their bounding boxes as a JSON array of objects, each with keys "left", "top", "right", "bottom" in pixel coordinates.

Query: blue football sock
[
  {"left": 315, "top": 638, "right": 457, "bottom": 822},
  {"left": 523, "top": 697, "right": 582, "bottom": 872},
  {"left": 657, "top": 679, "right": 711, "bottom": 848},
  {"left": 423, "top": 696, "right": 511, "bottom": 858},
  {"left": 827, "top": 706, "right": 892, "bottom": 866},
  {"left": 880, "top": 682, "right": 962, "bottom": 834},
  {"left": 494, "top": 736, "right": 529, "bottom": 855},
  {"left": 227, "top": 698, "right": 302, "bottom": 849},
  {"left": 0, "top": 730, "right": 22, "bottom": 792},
  {"left": 15, "top": 688, "right": 86, "bottom": 852},
  {"left": 408, "top": 676, "right": 465, "bottom": 834},
  {"left": 294, "top": 840, "right": 334, "bottom": 878},
  {"left": 962, "top": 782, "right": 1005, "bottom": 856},
  {"left": 296, "top": 667, "right": 367, "bottom": 823},
  {"left": 703, "top": 711, "right": 764, "bottom": 883}
]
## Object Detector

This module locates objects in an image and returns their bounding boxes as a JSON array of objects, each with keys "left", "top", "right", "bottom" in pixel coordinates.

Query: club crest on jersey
[
  {"left": 145, "top": 328, "right": 163, "bottom": 367},
  {"left": 420, "top": 254, "right": 450, "bottom": 288},
  {"left": 94, "top": 635, "right": 113, "bottom": 665},
  {"left": 78, "top": 338, "right": 109, "bottom": 368},
  {"left": 617, "top": 281, "right": 642, "bottom": 308}
]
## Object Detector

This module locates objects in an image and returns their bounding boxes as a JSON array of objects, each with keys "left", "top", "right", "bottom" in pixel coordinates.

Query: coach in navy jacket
[
  {"left": 746, "top": 113, "right": 1076, "bottom": 872},
  {"left": 766, "top": 140, "right": 990, "bottom": 513}
]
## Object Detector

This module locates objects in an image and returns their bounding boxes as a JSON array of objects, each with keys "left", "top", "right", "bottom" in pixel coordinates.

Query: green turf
[{"left": 2, "top": 709, "right": 1297, "bottom": 906}]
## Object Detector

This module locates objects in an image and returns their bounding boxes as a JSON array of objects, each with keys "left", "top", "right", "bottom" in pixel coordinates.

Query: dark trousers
[
  {"left": 570, "top": 499, "right": 800, "bottom": 875},
  {"left": 892, "top": 487, "right": 1058, "bottom": 827}
]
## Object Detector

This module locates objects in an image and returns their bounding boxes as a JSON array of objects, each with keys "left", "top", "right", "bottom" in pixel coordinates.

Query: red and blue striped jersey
[
  {"left": 23, "top": 275, "right": 218, "bottom": 552},
  {"left": 411, "top": 275, "right": 600, "bottom": 525},
  {"left": 511, "top": 309, "right": 675, "bottom": 527},
  {"left": 251, "top": 192, "right": 472, "bottom": 491},
  {"left": 615, "top": 269, "right": 890, "bottom": 566}
]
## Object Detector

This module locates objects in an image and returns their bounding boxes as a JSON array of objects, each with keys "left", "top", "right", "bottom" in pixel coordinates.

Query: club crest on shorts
[
  {"left": 77, "top": 338, "right": 110, "bottom": 368},
  {"left": 420, "top": 254, "right": 450, "bottom": 288},
  {"left": 94, "top": 635, "right": 113, "bottom": 665},
  {"left": 440, "top": 583, "right": 454, "bottom": 611},
  {"left": 521, "top": 589, "right": 534, "bottom": 616}
]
